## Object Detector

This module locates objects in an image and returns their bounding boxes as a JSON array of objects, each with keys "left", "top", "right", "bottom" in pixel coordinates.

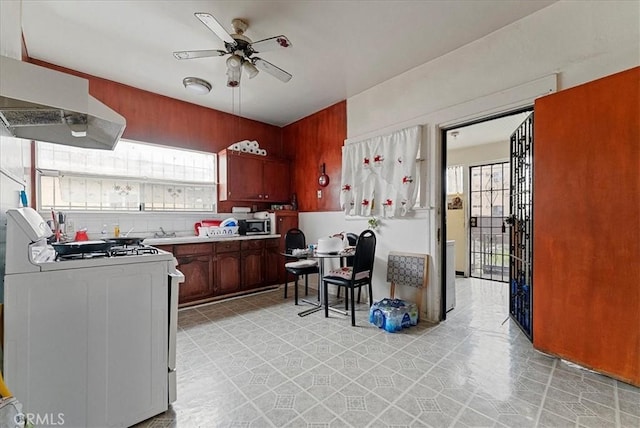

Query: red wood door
[{"left": 533, "top": 67, "right": 639, "bottom": 386}]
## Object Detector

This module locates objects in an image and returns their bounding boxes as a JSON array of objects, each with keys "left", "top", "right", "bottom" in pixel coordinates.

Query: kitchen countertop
[{"left": 144, "top": 234, "right": 281, "bottom": 246}]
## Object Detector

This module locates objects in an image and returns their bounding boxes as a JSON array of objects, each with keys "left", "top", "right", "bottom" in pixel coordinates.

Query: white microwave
[{"left": 239, "top": 219, "right": 271, "bottom": 235}]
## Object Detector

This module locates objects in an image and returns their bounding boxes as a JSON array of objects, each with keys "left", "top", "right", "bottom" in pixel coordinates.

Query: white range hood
[{"left": 0, "top": 55, "right": 126, "bottom": 150}]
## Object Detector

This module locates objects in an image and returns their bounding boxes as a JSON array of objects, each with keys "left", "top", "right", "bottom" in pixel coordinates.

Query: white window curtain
[
  {"left": 446, "top": 165, "right": 464, "bottom": 195},
  {"left": 340, "top": 126, "right": 420, "bottom": 218}
]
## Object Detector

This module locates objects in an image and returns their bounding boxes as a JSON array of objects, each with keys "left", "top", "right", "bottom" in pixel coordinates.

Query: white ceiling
[
  {"left": 446, "top": 111, "right": 532, "bottom": 150},
  {"left": 21, "top": 1, "right": 555, "bottom": 129}
]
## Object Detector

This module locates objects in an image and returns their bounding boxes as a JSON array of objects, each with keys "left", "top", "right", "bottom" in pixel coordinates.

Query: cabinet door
[
  {"left": 241, "top": 240, "right": 264, "bottom": 290},
  {"left": 263, "top": 159, "right": 290, "bottom": 202},
  {"left": 264, "top": 239, "right": 281, "bottom": 285},
  {"left": 226, "top": 153, "right": 264, "bottom": 200},
  {"left": 216, "top": 252, "right": 242, "bottom": 295},
  {"left": 275, "top": 211, "right": 299, "bottom": 282},
  {"left": 176, "top": 255, "right": 214, "bottom": 304}
]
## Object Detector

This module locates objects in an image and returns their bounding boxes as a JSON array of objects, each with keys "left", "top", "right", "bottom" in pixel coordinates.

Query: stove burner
[
  {"left": 56, "top": 251, "right": 111, "bottom": 261},
  {"left": 110, "top": 245, "right": 159, "bottom": 257},
  {"left": 55, "top": 245, "right": 160, "bottom": 261}
]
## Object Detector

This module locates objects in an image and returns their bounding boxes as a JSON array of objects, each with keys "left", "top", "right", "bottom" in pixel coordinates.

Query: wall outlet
[{"left": 317, "top": 190, "right": 322, "bottom": 199}]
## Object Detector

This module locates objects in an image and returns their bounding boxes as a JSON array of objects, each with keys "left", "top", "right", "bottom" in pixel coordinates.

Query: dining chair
[
  {"left": 322, "top": 229, "right": 376, "bottom": 326},
  {"left": 283, "top": 228, "right": 319, "bottom": 305},
  {"left": 336, "top": 232, "right": 360, "bottom": 303}
]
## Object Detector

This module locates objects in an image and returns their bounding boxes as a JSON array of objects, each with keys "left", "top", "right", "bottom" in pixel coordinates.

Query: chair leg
[
  {"left": 304, "top": 274, "right": 309, "bottom": 296},
  {"left": 357, "top": 286, "right": 362, "bottom": 303},
  {"left": 336, "top": 286, "right": 341, "bottom": 299},
  {"left": 294, "top": 276, "right": 300, "bottom": 305},
  {"left": 344, "top": 286, "right": 349, "bottom": 310},
  {"left": 284, "top": 278, "right": 288, "bottom": 299},
  {"left": 323, "top": 280, "right": 329, "bottom": 318},
  {"left": 350, "top": 286, "right": 356, "bottom": 326},
  {"left": 368, "top": 282, "right": 373, "bottom": 307}
]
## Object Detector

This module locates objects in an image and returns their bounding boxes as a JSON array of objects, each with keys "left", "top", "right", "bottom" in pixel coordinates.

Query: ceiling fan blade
[
  {"left": 250, "top": 35, "right": 292, "bottom": 53},
  {"left": 173, "top": 49, "right": 227, "bottom": 60},
  {"left": 194, "top": 12, "right": 236, "bottom": 46},
  {"left": 252, "top": 57, "right": 292, "bottom": 83}
]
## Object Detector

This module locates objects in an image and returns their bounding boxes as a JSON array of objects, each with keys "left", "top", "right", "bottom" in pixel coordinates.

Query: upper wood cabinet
[{"left": 218, "top": 149, "right": 290, "bottom": 202}]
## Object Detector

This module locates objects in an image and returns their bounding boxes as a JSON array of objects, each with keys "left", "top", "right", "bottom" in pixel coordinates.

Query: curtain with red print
[{"left": 340, "top": 126, "right": 420, "bottom": 217}]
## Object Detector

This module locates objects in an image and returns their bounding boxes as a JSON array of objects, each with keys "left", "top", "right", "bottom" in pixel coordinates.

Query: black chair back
[
  {"left": 344, "top": 232, "right": 358, "bottom": 267},
  {"left": 285, "top": 228, "right": 306, "bottom": 252},
  {"left": 351, "top": 230, "right": 376, "bottom": 281}
]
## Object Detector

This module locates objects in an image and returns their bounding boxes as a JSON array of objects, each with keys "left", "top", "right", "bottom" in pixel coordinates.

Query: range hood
[{"left": 0, "top": 55, "right": 125, "bottom": 150}]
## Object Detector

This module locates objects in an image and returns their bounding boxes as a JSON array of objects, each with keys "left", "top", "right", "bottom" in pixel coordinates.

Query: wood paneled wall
[
  {"left": 29, "top": 58, "right": 347, "bottom": 214},
  {"left": 27, "top": 59, "right": 283, "bottom": 156},
  {"left": 282, "top": 101, "right": 346, "bottom": 212},
  {"left": 533, "top": 67, "right": 639, "bottom": 386}
]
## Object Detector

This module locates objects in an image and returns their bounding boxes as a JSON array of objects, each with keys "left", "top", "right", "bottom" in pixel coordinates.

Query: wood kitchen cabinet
[
  {"left": 218, "top": 149, "right": 290, "bottom": 202},
  {"left": 241, "top": 240, "right": 264, "bottom": 290},
  {"left": 173, "top": 243, "right": 214, "bottom": 305},
  {"left": 159, "top": 237, "right": 283, "bottom": 307},
  {"left": 264, "top": 238, "right": 280, "bottom": 285},
  {"left": 274, "top": 210, "right": 299, "bottom": 283},
  {"left": 215, "top": 240, "right": 241, "bottom": 296}
]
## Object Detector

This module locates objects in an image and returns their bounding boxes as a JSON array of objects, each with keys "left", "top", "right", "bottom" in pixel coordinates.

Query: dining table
[{"left": 282, "top": 247, "right": 355, "bottom": 317}]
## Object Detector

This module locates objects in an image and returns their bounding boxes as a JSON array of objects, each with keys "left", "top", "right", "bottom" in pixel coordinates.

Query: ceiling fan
[{"left": 173, "top": 12, "right": 292, "bottom": 88}]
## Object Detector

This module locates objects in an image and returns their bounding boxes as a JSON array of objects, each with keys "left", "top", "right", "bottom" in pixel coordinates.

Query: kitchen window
[{"left": 36, "top": 140, "right": 217, "bottom": 212}]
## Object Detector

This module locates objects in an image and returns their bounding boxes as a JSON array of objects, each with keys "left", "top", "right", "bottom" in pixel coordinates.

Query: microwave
[{"left": 238, "top": 219, "right": 271, "bottom": 235}]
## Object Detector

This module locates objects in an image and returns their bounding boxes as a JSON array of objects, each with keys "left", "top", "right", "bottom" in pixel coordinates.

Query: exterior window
[
  {"left": 446, "top": 165, "right": 464, "bottom": 195},
  {"left": 37, "top": 140, "right": 216, "bottom": 212}
]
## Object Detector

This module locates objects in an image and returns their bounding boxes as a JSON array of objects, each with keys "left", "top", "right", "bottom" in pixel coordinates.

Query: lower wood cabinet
[
  {"left": 264, "top": 238, "right": 280, "bottom": 285},
  {"left": 158, "top": 238, "right": 282, "bottom": 306},
  {"left": 173, "top": 243, "right": 214, "bottom": 305},
  {"left": 241, "top": 240, "right": 264, "bottom": 290},
  {"left": 274, "top": 210, "right": 299, "bottom": 283},
  {"left": 216, "top": 240, "right": 241, "bottom": 296}
]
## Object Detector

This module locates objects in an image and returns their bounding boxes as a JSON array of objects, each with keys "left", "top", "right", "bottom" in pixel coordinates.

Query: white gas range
[{"left": 3, "top": 207, "right": 184, "bottom": 428}]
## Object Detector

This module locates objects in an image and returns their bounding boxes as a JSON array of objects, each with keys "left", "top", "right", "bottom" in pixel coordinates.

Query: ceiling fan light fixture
[
  {"left": 226, "top": 54, "right": 243, "bottom": 69},
  {"left": 242, "top": 61, "right": 259, "bottom": 79},
  {"left": 226, "top": 66, "right": 241, "bottom": 87},
  {"left": 182, "top": 77, "right": 212, "bottom": 95}
]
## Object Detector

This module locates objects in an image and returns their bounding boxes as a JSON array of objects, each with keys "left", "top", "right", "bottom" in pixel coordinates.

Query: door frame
[{"left": 440, "top": 106, "right": 533, "bottom": 320}]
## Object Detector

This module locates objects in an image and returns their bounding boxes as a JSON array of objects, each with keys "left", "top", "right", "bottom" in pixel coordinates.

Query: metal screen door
[
  {"left": 469, "top": 162, "right": 510, "bottom": 282},
  {"left": 507, "top": 113, "right": 534, "bottom": 339}
]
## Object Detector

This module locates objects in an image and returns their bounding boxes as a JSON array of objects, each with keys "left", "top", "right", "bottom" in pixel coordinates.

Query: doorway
[
  {"left": 469, "top": 161, "right": 510, "bottom": 282},
  {"left": 441, "top": 108, "right": 533, "bottom": 324}
]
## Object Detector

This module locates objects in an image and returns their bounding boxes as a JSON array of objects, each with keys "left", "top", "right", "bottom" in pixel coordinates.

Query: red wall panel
[
  {"left": 533, "top": 67, "right": 639, "bottom": 386},
  {"left": 282, "top": 101, "right": 346, "bottom": 212},
  {"left": 27, "top": 59, "right": 283, "bottom": 156}
]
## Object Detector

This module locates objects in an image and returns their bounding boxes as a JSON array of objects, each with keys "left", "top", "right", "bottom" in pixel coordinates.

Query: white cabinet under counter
[{"left": 4, "top": 261, "right": 170, "bottom": 427}]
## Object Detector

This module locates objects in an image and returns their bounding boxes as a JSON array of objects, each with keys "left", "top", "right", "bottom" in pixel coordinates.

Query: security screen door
[
  {"left": 507, "top": 113, "right": 534, "bottom": 340},
  {"left": 469, "top": 162, "right": 510, "bottom": 282}
]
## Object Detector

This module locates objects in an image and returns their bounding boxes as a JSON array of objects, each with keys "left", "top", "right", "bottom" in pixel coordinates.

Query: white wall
[
  {"left": 0, "top": 0, "right": 28, "bottom": 299},
  {"left": 302, "top": 0, "right": 640, "bottom": 322}
]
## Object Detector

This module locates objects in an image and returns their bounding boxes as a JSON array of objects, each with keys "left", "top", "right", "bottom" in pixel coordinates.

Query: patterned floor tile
[
  {"left": 291, "top": 363, "right": 351, "bottom": 401},
  {"left": 134, "top": 279, "right": 640, "bottom": 428}
]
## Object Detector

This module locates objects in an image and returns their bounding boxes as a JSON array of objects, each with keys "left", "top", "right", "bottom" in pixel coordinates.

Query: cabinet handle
[
  {"left": 265, "top": 194, "right": 269, "bottom": 199},
  {"left": 258, "top": 194, "right": 263, "bottom": 199}
]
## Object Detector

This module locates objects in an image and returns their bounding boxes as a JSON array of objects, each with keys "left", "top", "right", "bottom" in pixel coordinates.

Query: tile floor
[{"left": 137, "top": 278, "right": 640, "bottom": 427}]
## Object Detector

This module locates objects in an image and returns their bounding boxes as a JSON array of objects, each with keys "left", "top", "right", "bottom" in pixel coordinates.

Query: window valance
[{"left": 340, "top": 126, "right": 420, "bottom": 218}]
